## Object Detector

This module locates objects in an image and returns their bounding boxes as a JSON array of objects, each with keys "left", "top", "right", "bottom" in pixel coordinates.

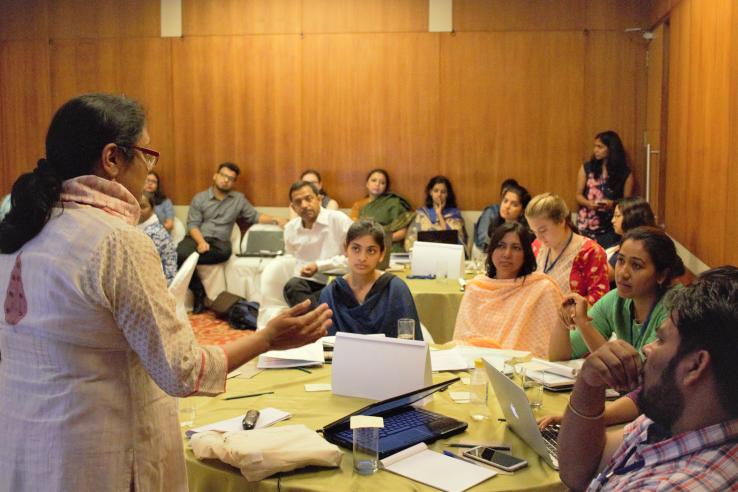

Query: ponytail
[{"left": 0, "top": 93, "right": 145, "bottom": 254}]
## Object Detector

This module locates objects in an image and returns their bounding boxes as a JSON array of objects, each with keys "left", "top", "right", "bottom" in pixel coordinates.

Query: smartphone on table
[{"left": 462, "top": 446, "right": 528, "bottom": 472}]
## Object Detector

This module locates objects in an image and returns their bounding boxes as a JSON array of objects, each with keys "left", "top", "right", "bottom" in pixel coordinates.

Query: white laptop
[{"left": 483, "top": 359, "right": 560, "bottom": 470}]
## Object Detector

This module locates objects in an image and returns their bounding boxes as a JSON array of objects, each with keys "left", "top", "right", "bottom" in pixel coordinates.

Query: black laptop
[
  {"left": 417, "top": 229, "right": 459, "bottom": 245},
  {"left": 321, "top": 378, "right": 467, "bottom": 459},
  {"left": 236, "top": 230, "right": 284, "bottom": 257}
]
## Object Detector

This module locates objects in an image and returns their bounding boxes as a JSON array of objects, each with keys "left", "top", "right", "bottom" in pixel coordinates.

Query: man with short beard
[
  {"left": 557, "top": 266, "right": 738, "bottom": 491},
  {"left": 178, "top": 162, "right": 287, "bottom": 313}
]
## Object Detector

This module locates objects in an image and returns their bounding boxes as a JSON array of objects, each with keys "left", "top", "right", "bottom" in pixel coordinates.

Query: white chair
[
  {"left": 256, "top": 255, "right": 296, "bottom": 330},
  {"left": 170, "top": 217, "right": 186, "bottom": 245},
  {"left": 224, "top": 224, "right": 284, "bottom": 303},
  {"left": 168, "top": 252, "right": 199, "bottom": 320},
  {"left": 196, "top": 225, "right": 241, "bottom": 302}
]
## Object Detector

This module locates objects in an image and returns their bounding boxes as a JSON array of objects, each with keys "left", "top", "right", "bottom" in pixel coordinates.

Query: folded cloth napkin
[{"left": 190, "top": 424, "right": 343, "bottom": 481}]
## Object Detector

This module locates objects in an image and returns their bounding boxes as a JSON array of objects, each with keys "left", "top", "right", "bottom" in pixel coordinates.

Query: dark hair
[
  {"left": 618, "top": 196, "right": 656, "bottom": 233},
  {"left": 147, "top": 171, "right": 168, "bottom": 205},
  {"left": 587, "top": 130, "right": 630, "bottom": 198},
  {"left": 620, "top": 226, "right": 685, "bottom": 292},
  {"left": 0, "top": 93, "right": 145, "bottom": 254},
  {"left": 665, "top": 266, "right": 738, "bottom": 417},
  {"left": 499, "top": 178, "right": 519, "bottom": 197},
  {"left": 288, "top": 180, "right": 320, "bottom": 201},
  {"left": 489, "top": 183, "right": 531, "bottom": 235},
  {"left": 345, "top": 219, "right": 386, "bottom": 252},
  {"left": 140, "top": 191, "right": 155, "bottom": 208},
  {"left": 365, "top": 168, "right": 391, "bottom": 193},
  {"left": 423, "top": 175, "right": 458, "bottom": 209},
  {"left": 485, "top": 222, "right": 537, "bottom": 279},
  {"left": 301, "top": 169, "right": 328, "bottom": 197},
  {"left": 218, "top": 162, "right": 240, "bottom": 176}
]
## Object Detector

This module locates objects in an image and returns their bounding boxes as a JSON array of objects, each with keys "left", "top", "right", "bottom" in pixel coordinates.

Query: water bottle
[{"left": 469, "top": 359, "right": 490, "bottom": 421}]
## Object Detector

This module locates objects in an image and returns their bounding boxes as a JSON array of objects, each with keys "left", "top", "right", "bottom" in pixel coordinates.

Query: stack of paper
[
  {"left": 430, "top": 347, "right": 472, "bottom": 372},
  {"left": 381, "top": 443, "right": 496, "bottom": 491},
  {"left": 257, "top": 340, "right": 324, "bottom": 369},
  {"left": 185, "top": 407, "right": 291, "bottom": 438}
]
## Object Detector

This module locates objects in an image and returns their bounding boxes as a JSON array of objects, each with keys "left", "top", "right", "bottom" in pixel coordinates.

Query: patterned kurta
[
  {"left": 533, "top": 234, "right": 610, "bottom": 305},
  {"left": 0, "top": 176, "right": 227, "bottom": 492}
]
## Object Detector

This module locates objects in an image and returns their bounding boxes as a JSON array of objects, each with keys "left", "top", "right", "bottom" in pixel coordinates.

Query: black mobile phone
[
  {"left": 242, "top": 409, "right": 260, "bottom": 430},
  {"left": 463, "top": 446, "right": 528, "bottom": 472}
]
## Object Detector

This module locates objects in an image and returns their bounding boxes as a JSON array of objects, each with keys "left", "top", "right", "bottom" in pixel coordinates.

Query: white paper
[
  {"left": 305, "top": 383, "right": 332, "bottom": 392},
  {"left": 449, "top": 391, "right": 471, "bottom": 403},
  {"left": 331, "top": 333, "right": 432, "bottom": 400},
  {"left": 459, "top": 347, "right": 530, "bottom": 375},
  {"left": 517, "top": 360, "right": 575, "bottom": 388},
  {"left": 431, "top": 347, "right": 472, "bottom": 372},
  {"left": 185, "top": 407, "right": 291, "bottom": 438},
  {"left": 382, "top": 443, "right": 497, "bottom": 492},
  {"left": 257, "top": 340, "right": 324, "bottom": 369}
]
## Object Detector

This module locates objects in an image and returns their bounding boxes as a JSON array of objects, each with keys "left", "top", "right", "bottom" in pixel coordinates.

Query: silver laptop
[
  {"left": 238, "top": 230, "right": 284, "bottom": 257},
  {"left": 483, "top": 359, "right": 560, "bottom": 470}
]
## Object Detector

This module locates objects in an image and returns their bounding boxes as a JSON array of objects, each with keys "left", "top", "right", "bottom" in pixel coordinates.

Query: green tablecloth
[
  {"left": 183, "top": 364, "right": 566, "bottom": 491},
  {"left": 397, "top": 270, "right": 471, "bottom": 344}
]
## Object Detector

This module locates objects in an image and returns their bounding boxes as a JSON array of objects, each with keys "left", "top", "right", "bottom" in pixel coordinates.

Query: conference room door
[{"left": 645, "top": 22, "right": 668, "bottom": 225}]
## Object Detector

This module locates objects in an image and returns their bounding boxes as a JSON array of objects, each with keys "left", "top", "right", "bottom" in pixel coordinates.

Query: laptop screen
[
  {"left": 322, "top": 377, "right": 459, "bottom": 431},
  {"left": 245, "top": 230, "right": 284, "bottom": 253},
  {"left": 417, "top": 229, "right": 459, "bottom": 245}
]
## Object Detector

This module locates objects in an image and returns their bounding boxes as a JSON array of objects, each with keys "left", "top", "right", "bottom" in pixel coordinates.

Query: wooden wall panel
[
  {"left": 48, "top": 39, "right": 175, "bottom": 196},
  {"left": 183, "top": 0, "right": 301, "bottom": 35},
  {"left": 725, "top": 0, "right": 738, "bottom": 267},
  {"left": 0, "top": 41, "right": 52, "bottom": 195},
  {"left": 453, "top": 0, "right": 586, "bottom": 32},
  {"left": 0, "top": 0, "right": 48, "bottom": 40},
  {"left": 584, "top": 31, "right": 648, "bottom": 194},
  {"left": 302, "top": 33, "right": 439, "bottom": 209},
  {"left": 665, "top": 0, "right": 736, "bottom": 266},
  {"left": 585, "top": 0, "right": 650, "bottom": 30},
  {"left": 439, "top": 32, "right": 585, "bottom": 210},
  {"left": 171, "top": 36, "right": 301, "bottom": 206},
  {"left": 302, "top": 0, "right": 428, "bottom": 33},
  {"left": 48, "top": 0, "right": 160, "bottom": 39}
]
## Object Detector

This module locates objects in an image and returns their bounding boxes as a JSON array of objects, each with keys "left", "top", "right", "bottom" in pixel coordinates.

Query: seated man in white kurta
[{"left": 282, "top": 181, "right": 354, "bottom": 308}]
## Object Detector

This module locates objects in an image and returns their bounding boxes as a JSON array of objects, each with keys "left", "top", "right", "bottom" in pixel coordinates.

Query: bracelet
[{"left": 567, "top": 401, "right": 605, "bottom": 420}]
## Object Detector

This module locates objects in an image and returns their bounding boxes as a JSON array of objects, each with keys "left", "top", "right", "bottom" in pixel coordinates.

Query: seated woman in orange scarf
[{"left": 453, "top": 222, "right": 566, "bottom": 358}]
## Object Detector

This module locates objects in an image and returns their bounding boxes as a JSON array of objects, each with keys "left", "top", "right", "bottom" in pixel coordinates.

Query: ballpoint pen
[{"left": 223, "top": 391, "right": 274, "bottom": 401}]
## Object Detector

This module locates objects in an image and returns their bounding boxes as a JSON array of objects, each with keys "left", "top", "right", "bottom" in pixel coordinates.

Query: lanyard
[
  {"left": 543, "top": 231, "right": 574, "bottom": 274},
  {"left": 595, "top": 445, "right": 645, "bottom": 488}
]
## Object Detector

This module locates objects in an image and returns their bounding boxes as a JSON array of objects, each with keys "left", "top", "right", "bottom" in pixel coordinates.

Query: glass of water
[
  {"left": 178, "top": 399, "right": 196, "bottom": 428},
  {"left": 397, "top": 318, "right": 416, "bottom": 340}
]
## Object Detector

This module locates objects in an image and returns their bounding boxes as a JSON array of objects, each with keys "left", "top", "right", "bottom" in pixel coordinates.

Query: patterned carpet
[{"left": 188, "top": 310, "right": 254, "bottom": 346}]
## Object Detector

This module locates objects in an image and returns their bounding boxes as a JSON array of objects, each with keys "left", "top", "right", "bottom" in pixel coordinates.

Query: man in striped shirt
[{"left": 557, "top": 266, "right": 738, "bottom": 491}]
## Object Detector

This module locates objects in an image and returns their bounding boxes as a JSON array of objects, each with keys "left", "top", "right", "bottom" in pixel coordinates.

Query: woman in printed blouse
[
  {"left": 137, "top": 192, "right": 177, "bottom": 285},
  {"left": 575, "top": 130, "right": 634, "bottom": 248},
  {"left": 0, "top": 93, "right": 332, "bottom": 491},
  {"left": 143, "top": 170, "right": 175, "bottom": 232},
  {"left": 525, "top": 192, "right": 609, "bottom": 305},
  {"left": 404, "top": 175, "right": 468, "bottom": 252}
]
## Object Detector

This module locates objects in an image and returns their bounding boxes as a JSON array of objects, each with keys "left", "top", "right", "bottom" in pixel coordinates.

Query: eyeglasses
[
  {"left": 133, "top": 145, "right": 160, "bottom": 171},
  {"left": 218, "top": 172, "right": 237, "bottom": 183}
]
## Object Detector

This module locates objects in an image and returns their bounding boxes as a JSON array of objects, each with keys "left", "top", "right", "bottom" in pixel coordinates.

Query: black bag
[
  {"left": 209, "top": 292, "right": 260, "bottom": 330},
  {"left": 227, "top": 300, "right": 260, "bottom": 331}
]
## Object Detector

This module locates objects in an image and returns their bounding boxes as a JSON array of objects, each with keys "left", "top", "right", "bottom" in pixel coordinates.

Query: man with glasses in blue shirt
[{"left": 177, "top": 162, "right": 287, "bottom": 313}]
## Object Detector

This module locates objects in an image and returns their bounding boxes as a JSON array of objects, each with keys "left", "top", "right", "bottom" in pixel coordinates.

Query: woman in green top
[
  {"left": 549, "top": 226, "right": 685, "bottom": 361},
  {"left": 349, "top": 168, "right": 415, "bottom": 252}
]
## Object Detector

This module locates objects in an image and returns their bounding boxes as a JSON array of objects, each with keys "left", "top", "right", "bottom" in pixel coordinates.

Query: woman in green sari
[{"left": 349, "top": 168, "right": 415, "bottom": 252}]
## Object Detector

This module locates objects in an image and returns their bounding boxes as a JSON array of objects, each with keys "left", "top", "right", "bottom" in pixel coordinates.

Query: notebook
[
  {"left": 322, "top": 378, "right": 467, "bottom": 459},
  {"left": 483, "top": 360, "right": 560, "bottom": 470},
  {"left": 237, "top": 230, "right": 284, "bottom": 257},
  {"left": 417, "top": 229, "right": 459, "bottom": 245}
]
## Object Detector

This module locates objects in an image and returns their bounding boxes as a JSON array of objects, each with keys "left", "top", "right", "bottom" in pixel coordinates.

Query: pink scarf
[{"left": 59, "top": 175, "right": 141, "bottom": 226}]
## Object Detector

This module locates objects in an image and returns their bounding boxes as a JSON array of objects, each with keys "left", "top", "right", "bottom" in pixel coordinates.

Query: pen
[
  {"left": 223, "top": 391, "right": 274, "bottom": 401},
  {"left": 448, "top": 444, "right": 477, "bottom": 448},
  {"left": 296, "top": 367, "right": 312, "bottom": 374}
]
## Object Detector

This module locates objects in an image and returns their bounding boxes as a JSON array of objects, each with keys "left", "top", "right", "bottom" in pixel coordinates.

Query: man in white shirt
[{"left": 283, "top": 181, "right": 354, "bottom": 307}]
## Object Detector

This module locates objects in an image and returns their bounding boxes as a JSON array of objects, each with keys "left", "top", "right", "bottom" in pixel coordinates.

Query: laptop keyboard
[
  {"left": 541, "top": 424, "right": 560, "bottom": 459},
  {"left": 336, "top": 408, "right": 439, "bottom": 441}
]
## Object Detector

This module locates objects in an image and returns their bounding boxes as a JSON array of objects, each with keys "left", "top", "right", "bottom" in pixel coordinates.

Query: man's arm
[
  {"left": 558, "top": 340, "right": 641, "bottom": 491},
  {"left": 258, "top": 214, "right": 287, "bottom": 227},
  {"left": 186, "top": 195, "right": 210, "bottom": 253}
]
